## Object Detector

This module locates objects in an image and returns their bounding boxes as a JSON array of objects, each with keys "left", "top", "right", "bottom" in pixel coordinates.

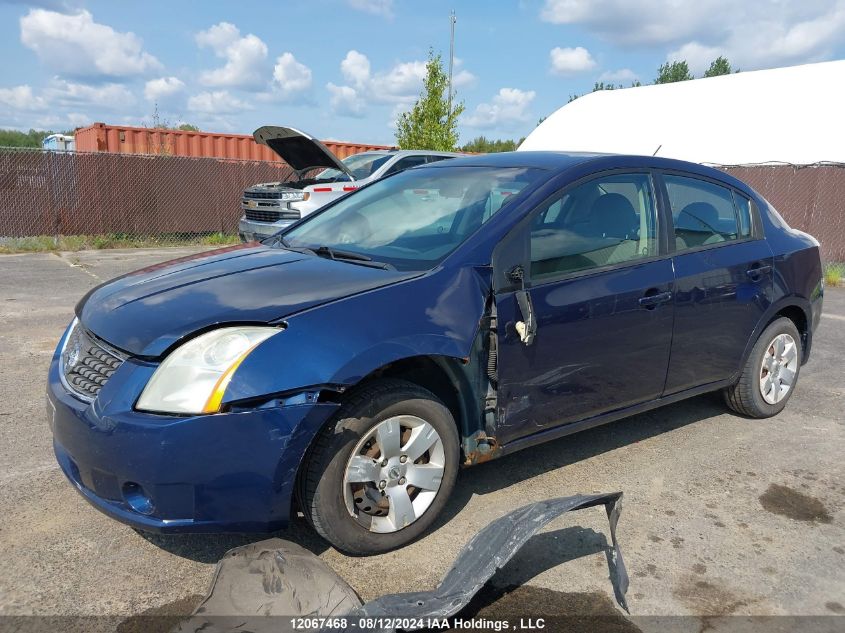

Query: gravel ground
[{"left": 0, "top": 247, "right": 842, "bottom": 629}]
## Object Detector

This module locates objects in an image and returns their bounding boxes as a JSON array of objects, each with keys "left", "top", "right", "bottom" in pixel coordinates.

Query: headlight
[{"left": 136, "top": 326, "right": 281, "bottom": 415}]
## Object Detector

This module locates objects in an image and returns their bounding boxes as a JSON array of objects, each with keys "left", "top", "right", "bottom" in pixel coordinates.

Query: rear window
[
  {"left": 664, "top": 175, "right": 740, "bottom": 250},
  {"left": 732, "top": 192, "right": 753, "bottom": 238}
]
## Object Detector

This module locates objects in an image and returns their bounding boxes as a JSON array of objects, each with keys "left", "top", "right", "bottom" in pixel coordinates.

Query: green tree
[
  {"left": 655, "top": 61, "right": 693, "bottom": 84},
  {"left": 177, "top": 123, "right": 200, "bottom": 132},
  {"left": 567, "top": 79, "right": 642, "bottom": 103},
  {"left": 461, "top": 136, "right": 519, "bottom": 153},
  {"left": 0, "top": 128, "right": 66, "bottom": 148},
  {"left": 395, "top": 49, "right": 464, "bottom": 150},
  {"left": 703, "top": 56, "right": 733, "bottom": 77}
]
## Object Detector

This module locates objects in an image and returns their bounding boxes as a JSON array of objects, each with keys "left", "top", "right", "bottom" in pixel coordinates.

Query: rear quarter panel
[{"left": 751, "top": 197, "right": 823, "bottom": 361}]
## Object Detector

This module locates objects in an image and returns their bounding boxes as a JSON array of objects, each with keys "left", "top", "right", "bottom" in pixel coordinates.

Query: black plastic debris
[{"left": 174, "top": 492, "right": 627, "bottom": 633}]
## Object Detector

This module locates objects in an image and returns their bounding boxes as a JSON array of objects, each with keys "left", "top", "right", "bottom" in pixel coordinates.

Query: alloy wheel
[
  {"left": 342, "top": 415, "right": 445, "bottom": 533},
  {"left": 759, "top": 333, "right": 798, "bottom": 404}
]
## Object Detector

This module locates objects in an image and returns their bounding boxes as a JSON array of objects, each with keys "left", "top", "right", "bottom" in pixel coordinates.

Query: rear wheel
[
  {"left": 724, "top": 317, "right": 801, "bottom": 418},
  {"left": 297, "top": 379, "right": 459, "bottom": 555}
]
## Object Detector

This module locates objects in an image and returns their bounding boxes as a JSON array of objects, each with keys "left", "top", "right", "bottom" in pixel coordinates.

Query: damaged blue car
[{"left": 47, "top": 152, "right": 823, "bottom": 554}]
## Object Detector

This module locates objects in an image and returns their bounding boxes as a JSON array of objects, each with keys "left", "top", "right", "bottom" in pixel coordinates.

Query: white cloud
[
  {"left": 549, "top": 46, "right": 596, "bottom": 75},
  {"left": 598, "top": 68, "right": 639, "bottom": 83},
  {"left": 20, "top": 9, "right": 161, "bottom": 78},
  {"left": 340, "top": 50, "right": 372, "bottom": 88},
  {"left": 327, "top": 83, "right": 366, "bottom": 117},
  {"left": 272, "top": 53, "right": 312, "bottom": 100},
  {"left": 665, "top": 43, "right": 724, "bottom": 75},
  {"left": 540, "top": 0, "right": 845, "bottom": 70},
  {"left": 64, "top": 112, "right": 91, "bottom": 127},
  {"left": 47, "top": 80, "right": 136, "bottom": 109},
  {"left": 0, "top": 85, "right": 47, "bottom": 111},
  {"left": 465, "top": 88, "right": 536, "bottom": 129},
  {"left": 144, "top": 77, "right": 185, "bottom": 102},
  {"left": 0, "top": 79, "right": 136, "bottom": 130},
  {"left": 451, "top": 58, "right": 477, "bottom": 89},
  {"left": 187, "top": 90, "right": 251, "bottom": 114},
  {"left": 668, "top": 3, "right": 845, "bottom": 73},
  {"left": 328, "top": 49, "right": 474, "bottom": 118},
  {"left": 195, "top": 22, "right": 269, "bottom": 90},
  {"left": 370, "top": 60, "right": 427, "bottom": 99},
  {"left": 347, "top": 0, "right": 394, "bottom": 17}
]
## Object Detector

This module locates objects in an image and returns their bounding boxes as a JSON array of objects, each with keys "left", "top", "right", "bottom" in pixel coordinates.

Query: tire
[
  {"left": 723, "top": 317, "right": 802, "bottom": 418},
  {"left": 297, "top": 379, "right": 460, "bottom": 555}
]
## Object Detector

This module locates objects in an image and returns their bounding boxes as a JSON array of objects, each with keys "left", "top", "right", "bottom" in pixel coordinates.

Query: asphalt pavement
[{"left": 0, "top": 247, "right": 842, "bottom": 629}]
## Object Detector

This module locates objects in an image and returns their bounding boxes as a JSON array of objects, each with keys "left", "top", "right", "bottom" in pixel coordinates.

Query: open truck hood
[{"left": 254, "top": 126, "right": 354, "bottom": 177}]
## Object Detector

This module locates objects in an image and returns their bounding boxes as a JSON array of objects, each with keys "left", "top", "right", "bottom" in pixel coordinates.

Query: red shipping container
[{"left": 74, "top": 122, "right": 395, "bottom": 162}]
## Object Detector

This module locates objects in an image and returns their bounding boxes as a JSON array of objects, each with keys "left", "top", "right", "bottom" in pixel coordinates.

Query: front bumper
[
  {"left": 47, "top": 336, "right": 338, "bottom": 533},
  {"left": 238, "top": 216, "right": 296, "bottom": 242}
]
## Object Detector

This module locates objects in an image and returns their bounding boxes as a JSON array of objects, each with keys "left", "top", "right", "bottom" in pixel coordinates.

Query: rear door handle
[
  {"left": 638, "top": 290, "right": 673, "bottom": 308},
  {"left": 746, "top": 264, "right": 772, "bottom": 279}
]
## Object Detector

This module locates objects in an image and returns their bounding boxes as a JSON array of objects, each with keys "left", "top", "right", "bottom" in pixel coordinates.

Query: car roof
[
  {"left": 421, "top": 150, "right": 756, "bottom": 195},
  {"left": 392, "top": 149, "right": 466, "bottom": 157},
  {"left": 423, "top": 150, "right": 608, "bottom": 170},
  {"left": 347, "top": 150, "right": 464, "bottom": 159}
]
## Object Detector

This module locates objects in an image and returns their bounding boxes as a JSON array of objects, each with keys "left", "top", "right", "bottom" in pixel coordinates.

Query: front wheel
[
  {"left": 724, "top": 317, "right": 802, "bottom": 418},
  {"left": 297, "top": 379, "right": 459, "bottom": 555}
]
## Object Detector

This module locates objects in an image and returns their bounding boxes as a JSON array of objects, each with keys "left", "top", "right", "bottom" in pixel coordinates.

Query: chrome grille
[
  {"left": 244, "top": 190, "right": 285, "bottom": 200},
  {"left": 61, "top": 321, "right": 124, "bottom": 401}
]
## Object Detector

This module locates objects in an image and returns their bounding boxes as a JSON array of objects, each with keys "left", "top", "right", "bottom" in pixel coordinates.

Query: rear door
[
  {"left": 658, "top": 172, "right": 774, "bottom": 394},
  {"left": 494, "top": 171, "right": 675, "bottom": 444}
]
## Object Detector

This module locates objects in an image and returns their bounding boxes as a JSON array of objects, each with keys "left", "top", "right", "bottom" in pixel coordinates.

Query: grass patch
[
  {"left": 824, "top": 262, "right": 844, "bottom": 287},
  {"left": 0, "top": 232, "right": 240, "bottom": 254}
]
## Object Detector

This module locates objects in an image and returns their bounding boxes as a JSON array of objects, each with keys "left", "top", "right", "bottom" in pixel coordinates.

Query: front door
[{"left": 495, "top": 171, "right": 675, "bottom": 445}]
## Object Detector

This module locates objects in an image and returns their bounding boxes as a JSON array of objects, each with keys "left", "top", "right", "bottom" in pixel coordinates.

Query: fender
[
  {"left": 733, "top": 294, "right": 812, "bottom": 382},
  {"left": 222, "top": 263, "right": 494, "bottom": 406}
]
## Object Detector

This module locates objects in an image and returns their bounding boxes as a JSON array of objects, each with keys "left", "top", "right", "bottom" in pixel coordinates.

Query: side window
[
  {"left": 732, "top": 191, "right": 753, "bottom": 238},
  {"left": 665, "top": 175, "right": 740, "bottom": 250},
  {"left": 384, "top": 155, "right": 428, "bottom": 176},
  {"left": 425, "top": 155, "right": 449, "bottom": 164},
  {"left": 530, "top": 173, "right": 658, "bottom": 280}
]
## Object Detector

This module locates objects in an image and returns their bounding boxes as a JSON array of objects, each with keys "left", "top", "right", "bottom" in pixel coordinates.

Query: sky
[{"left": 1, "top": 0, "right": 844, "bottom": 146}]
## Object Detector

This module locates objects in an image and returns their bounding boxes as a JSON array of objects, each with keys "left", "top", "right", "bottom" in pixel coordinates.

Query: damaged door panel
[{"left": 174, "top": 492, "right": 628, "bottom": 633}]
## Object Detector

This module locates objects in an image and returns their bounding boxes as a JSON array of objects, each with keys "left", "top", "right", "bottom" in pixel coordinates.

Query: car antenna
[{"left": 652, "top": 144, "right": 662, "bottom": 156}]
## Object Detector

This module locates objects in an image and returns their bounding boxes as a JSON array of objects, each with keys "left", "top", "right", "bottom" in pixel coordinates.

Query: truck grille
[
  {"left": 61, "top": 321, "right": 125, "bottom": 401},
  {"left": 244, "top": 190, "right": 285, "bottom": 200},
  {"left": 244, "top": 208, "right": 301, "bottom": 222}
]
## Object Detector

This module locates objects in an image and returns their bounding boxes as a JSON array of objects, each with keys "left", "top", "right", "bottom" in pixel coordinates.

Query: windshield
[
  {"left": 315, "top": 152, "right": 393, "bottom": 181},
  {"left": 282, "top": 166, "right": 545, "bottom": 271}
]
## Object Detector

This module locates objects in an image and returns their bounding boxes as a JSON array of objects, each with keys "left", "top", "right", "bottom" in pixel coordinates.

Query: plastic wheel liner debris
[{"left": 174, "top": 492, "right": 628, "bottom": 633}]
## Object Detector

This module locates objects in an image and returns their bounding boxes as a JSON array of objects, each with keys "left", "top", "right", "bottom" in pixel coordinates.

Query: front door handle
[
  {"left": 638, "top": 290, "right": 673, "bottom": 309},
  {"left": 746, "top": 264, "right": 772, "bottom": 279}
]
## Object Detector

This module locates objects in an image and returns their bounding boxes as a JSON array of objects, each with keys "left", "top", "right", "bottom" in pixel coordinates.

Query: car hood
[
  {"left": 254, "top": 126, "right": 353, "bottom": 177},
  {"left": 77, "top": 243, "right": 418, "bottom": 357}
]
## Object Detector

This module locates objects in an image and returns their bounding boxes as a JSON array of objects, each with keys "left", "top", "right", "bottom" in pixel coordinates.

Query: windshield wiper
[
  {"left": 314, "top": 245, "right": 371, "bottom": 261},
  {"left": 269, "top": 238, "right": 393, "bottom": 270},
  {"left": 313, "top": 245, "right": 395, "bottom": 270}
]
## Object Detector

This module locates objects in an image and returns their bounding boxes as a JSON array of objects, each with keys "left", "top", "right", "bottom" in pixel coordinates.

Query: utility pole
[{"left": 448, "top": 9, "right": 456, "bottom": 117}]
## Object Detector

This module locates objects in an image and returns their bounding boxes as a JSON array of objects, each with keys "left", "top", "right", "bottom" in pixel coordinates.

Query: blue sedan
[{"left": 47, "top": 152, "right": 823, "bottom": 554}]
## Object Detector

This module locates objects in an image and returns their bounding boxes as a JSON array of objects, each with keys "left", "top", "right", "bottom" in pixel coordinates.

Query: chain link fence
[
  {"left": 0, "top": 147, "right": 294, "bottom": 250},
  {"left": 718, "top": 163, "right": 845, "bottom": 262},
  {"left": 1, "top": 147, "right": 843, "bottom": 262}
]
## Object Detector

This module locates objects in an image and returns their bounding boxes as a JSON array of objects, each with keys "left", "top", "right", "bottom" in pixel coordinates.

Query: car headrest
[
  {"left": 590, "top": 193, "right": 638, "bottom": 239},
  {"left": 677, "top": 202, "right": 720, "bottom": 231}
]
